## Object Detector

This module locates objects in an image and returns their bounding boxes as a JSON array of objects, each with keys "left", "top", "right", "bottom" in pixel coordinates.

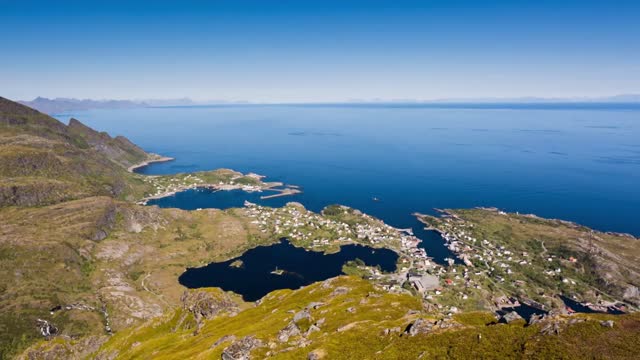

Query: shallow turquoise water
[{"left": 54, "top": 104, "right": 640, "bottom": 261}]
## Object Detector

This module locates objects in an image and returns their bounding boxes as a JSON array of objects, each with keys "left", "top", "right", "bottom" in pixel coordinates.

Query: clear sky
[{"left": 1, "top": 0, "right": 639, "bottom": 102}]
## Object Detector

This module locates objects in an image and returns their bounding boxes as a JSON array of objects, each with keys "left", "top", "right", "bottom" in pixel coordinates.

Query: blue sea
[{"left": 54, "top": 103, "right": 640, "bottom": 262}]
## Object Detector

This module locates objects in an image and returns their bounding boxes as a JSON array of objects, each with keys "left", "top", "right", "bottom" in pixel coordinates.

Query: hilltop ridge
[{"left": 0, "top": 97, "right": 154, "bottom": 206}]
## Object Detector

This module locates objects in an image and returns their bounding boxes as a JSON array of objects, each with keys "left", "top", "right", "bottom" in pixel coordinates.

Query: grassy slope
[
  {"left": 0, "top": 98, "right": 277, "bottom": 357},
  {"left": 0, "top": 197, "right": 270, "bottom": 358},
  {"left": 66, "top": 117, "right": 149, "bottom": 170},
  {"left": 84, "top": 276, "right": 640, "bottom": 359},
  {"left": 0, "top": 97, "right": 152, "bottom": 206}
]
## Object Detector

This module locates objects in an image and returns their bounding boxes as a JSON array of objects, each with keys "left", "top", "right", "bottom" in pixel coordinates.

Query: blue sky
[{"left": 1, "top": 0, "right": 639, "bottom": 102}]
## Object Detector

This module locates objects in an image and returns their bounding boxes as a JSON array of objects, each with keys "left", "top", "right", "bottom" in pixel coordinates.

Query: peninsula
[
  {"left": 126, "top": 154, "right": 175, "bottom": 173},
  {"left": 136, "top": 169, "right": 301, "bottom": 204}
]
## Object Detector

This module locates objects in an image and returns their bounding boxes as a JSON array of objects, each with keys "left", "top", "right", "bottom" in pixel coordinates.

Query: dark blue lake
[
  {"left": 55, "top": 104, "right": 640, "bottom": 263},
  {"left": 178, "top": 239, "right": 398, "bottom": 301}
]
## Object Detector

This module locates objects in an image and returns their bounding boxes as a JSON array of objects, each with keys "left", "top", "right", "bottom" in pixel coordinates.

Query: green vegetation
[
  {"left": 0, "top": 197, "right": 273, "bottom": 358},
  {"left": 416, "top": 208, "right": 640, "bottom": 313},
  {"left": 28, "top": 276, "right": 636, "bottom": 360},
  {"left": 0, "top": 97, "right": 153, "bottom": 206},
  {"left": 322, "top": 204, "right": 370, "bottom": 226},
  {"left": 341, "top": 259, "right": 371, "bottom": 278}
]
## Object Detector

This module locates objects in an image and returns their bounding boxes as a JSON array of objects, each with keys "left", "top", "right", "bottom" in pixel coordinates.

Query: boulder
[
  {"left": 221, "top": 336, "right": 263, "bottom": 360},
  {"left": 307, "top": 302, "right": 324, "bottom": 310},
  {"left": 306, "top": 324, "right": 321, "bottom": 336},
  {"left": 35, "top": 319, "right": 58, "bottom": 338},
  {"left": 600, "top": 320, "right": 614, "bottom": 328},
  {"left": 294, "top": 309, "right": 311, "bottom": 322},
  {"left": 383, "top": 327, "right": 401, "bottom": 336},
  {"left": 540, "top": 322, "right": 561, "bottom": 335},
  {"left": 528, "top": 314, "right": 544, "bottom": 325},
  {"left": 502, "top": 311, "right": 523, "bottom": 324},
  {"left": 307, "top": 348, "right": 327, "bottom": 360},
  {"left": 407, "top": 318, "right": 433, "bottom": 336},
  {"left": 277, "top": 322, "right": 301, "bottom": 342}
]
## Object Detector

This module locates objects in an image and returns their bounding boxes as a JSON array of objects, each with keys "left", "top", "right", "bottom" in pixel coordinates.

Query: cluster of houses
[
  {"left": 140, "top": 173, "right": 206, "bottom": 201},
  {"left": 243, "top": 202, "right": 436, "bottom": 286},
  {"left": 139, "top": 173, "right": 266, "bottom": 204},
  {"left": 422, "top": 213, "right": 588, "bottom": 310},
  {"left": 244, "top": 203, "right": 354, "bottom": 243}
]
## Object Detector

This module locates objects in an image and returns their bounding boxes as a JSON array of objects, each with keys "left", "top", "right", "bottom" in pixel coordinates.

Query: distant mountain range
[
  {"left": 18, "top": 94, "right": 640, "bottom": 114},
  {"left": 18, "top": 97, "right": 147, "bottom": 114},
  {"left": 18, "top": 97, "right": 200, "bottom": 114},
  {"left": 349, "top": 94, "right": 640, "bottom": 104}
]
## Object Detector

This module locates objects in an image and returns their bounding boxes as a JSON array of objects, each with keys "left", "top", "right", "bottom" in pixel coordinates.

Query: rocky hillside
[
  {"left": 66, "top": 118, "right": 149, "bottom": 170},
  {"left": 0, "top": 97, "right": 152, "bottom": 206},
  {"left": 24, "top": 276, "right": 640, "bottom": 360},
  {"left": 0, "top": 196, "right": 269, "bottom": 359}
]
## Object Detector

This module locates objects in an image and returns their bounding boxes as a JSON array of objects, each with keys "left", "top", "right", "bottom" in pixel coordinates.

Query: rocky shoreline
[{"left": 127, "top": 154, "right": 175, "bottom": 173}]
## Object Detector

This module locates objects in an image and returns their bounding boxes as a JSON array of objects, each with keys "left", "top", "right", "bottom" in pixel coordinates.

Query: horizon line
[{"left": 17, "top": 94, "right": 640, "bottom": 105}]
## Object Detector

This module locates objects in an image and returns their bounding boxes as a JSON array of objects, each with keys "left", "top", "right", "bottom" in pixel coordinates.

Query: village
[
  {"left": 136, "top": 170, "right": 300, "bottom": 204},
  {"left": 243, "top": 201, "right": 636, "bottom": 317},
  {"left": 414, "top": 209, "right": 635, "bottom": 315},
  {"left": 243, "top": 200, "right": 633, "bottom": 316},
  {"left": 242, "top": 202, "right": 463, "bottom": 304}
]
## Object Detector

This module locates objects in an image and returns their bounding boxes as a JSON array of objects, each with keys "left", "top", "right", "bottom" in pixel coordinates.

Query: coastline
[
  {"left": 135, "top": 166, "right": 302, "bottom": 205},
  {"left": 127, "top": 154, "right": 175, "bottom": 173},
  {"left": 139, "top": 183, "right": 302, "bottom": 205}
]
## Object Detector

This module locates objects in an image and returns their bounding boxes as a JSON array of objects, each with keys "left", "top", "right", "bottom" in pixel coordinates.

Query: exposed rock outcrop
[
  {"left": 35, "top": 319, "right": 58, "bottom": 338},
  {"left": 406, "top": 318, "right": 433, "bottom": 336},
  {"left": 405, "top": 318, "right": 462, "bottom": 336},
  {"left": 600, "top": 320, "right": 615, "bottom": 328},
  {"left": 91, "top": 203, "right": 117, "bottom": 241},
  {"left": 213, "top": 335, "right": 237, "bottom": 348},
  {"left": 307, "top": 348, "right": 327, "bottom": 360},
  {"left": 181, "top": 288, "right": 238, "bottom": 334},
  {"left": 277, "top": 322, "right": 302, "bottom": 342},
  {"left": 221, "top": 336, "right": 263, "bottom": 360},
  {"left": 502, "top": 311, "right": 523, "bottom": 324},
  {"left": 330, "top": 287, "right": 350, "bottom": 297}
]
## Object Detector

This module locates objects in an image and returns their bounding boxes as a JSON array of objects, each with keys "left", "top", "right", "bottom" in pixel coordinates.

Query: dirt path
[{"left": 141, "top": 273, "right": 171, "bottom": 307}]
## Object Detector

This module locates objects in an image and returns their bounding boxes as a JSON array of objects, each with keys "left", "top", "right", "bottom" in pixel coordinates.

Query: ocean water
[{"left": 54, "top": 104, "right": 640, "bottom": 262}]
